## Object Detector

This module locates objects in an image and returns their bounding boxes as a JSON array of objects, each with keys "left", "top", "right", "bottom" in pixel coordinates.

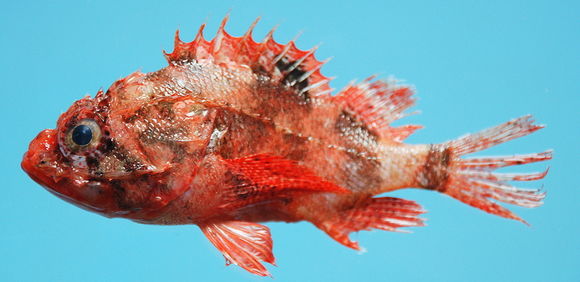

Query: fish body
[{"left": 22, "top": 17, "right": 551, "bottom": 276}]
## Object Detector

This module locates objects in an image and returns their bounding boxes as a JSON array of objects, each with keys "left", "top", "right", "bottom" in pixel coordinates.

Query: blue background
[{"left": 1, "top": 1, "right": 578, "bottom": 281}]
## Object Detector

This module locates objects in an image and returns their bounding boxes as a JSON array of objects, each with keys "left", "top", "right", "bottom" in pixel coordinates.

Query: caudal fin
[{"left": 438, "top": 115, "right": 552, "bottom": 223}]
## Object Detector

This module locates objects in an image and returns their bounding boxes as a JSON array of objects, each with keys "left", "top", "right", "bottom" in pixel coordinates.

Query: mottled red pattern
[{"left": 22, "top": 16, "right": 551, "bottom": 276}]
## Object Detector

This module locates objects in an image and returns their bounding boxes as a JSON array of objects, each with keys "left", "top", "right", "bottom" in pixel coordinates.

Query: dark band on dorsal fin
[{"left": 163, "top": 15, "right": 333, "bottom": 98}]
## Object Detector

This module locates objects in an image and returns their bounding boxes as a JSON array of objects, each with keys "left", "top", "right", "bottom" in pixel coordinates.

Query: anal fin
[
  {"left": 199, "top": 221, "right": 275, "bottom": 277},
  {"left": 318, "top": 197, "right": 426, "bottom": 250}
]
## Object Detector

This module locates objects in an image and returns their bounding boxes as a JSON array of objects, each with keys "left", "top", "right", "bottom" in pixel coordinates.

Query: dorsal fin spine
[
  {"left": 190, "top": 23, "right": 207, "bottom": 60},
  {"left": 193, "top": 23, "right": 206, "bottom": 44},
  {"left": 297, "top": 57, "right": 332, "bottom": 83},
  {"left": 244, "top": 17, "right": 260, "bottom": 38},
  {"left": 272, "top": 32, "right": 302, "bottom": 66},
  {"left": 286, "top": 45, "right": 318, "bottom": 76},
  {"left": 164, "top": 16, "right": 333, "bottom": 97},
  {"left": 210, "top": 15, "right": 230, "bottom": 55},
  {"left": 298, "top": 78, "right": 331, "bottom": 95}
]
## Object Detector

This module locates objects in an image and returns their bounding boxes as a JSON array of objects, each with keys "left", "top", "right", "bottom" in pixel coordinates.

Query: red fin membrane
[
  {"left": 333, "top": 76, "right": 421, "bottom": 142},
  {"left": 442, "top": 115, "right": 552, "bottom": 223},
  {"left": 218, "top": 154, "right": 349, "bottom": 211},
  {"left": 224, "top": 154, "right": 349, "bottom": 194},
  {"left": 320, "top": 197, "right": 425, "bottom": 250},
  {"left": 164, "top": 16, "right": 333, "bottom": 98},
  {"left": 200, "top": 221, "right": 275, "bottom": 277}
]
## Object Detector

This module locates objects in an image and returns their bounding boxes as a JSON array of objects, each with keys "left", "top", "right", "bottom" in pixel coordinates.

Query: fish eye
[
  {"left": 66, "top": 119, "right": 101, "bottom": 149},
  {"left": 72, "top": 125, "right": 93, "bottom": 146}
]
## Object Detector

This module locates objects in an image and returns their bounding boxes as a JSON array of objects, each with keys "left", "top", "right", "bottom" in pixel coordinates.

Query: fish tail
[{"left": 417, "top": 115, "right": 552, "bottom": 223}]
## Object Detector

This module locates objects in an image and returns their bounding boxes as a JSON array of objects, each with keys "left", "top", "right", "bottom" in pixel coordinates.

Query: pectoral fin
[
  {"left": 224, "top": 154, "right": 349, "bottom": 194},
  {"left": 199, "top": 221, "right": 275, "bottom": 277},
  {"left": 218, "top": 154, "right": 348, "bottom": 210}
]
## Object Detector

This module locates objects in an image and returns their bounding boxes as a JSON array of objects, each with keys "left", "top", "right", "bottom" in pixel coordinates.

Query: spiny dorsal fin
[
  {"left": 163, "top": 15, "right": 333, "bottom": 98},
  {"left": 333, "top": 76, "right": 422, "bottom": 142}
]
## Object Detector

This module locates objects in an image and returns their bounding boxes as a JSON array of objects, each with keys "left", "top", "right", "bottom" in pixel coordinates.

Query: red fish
[{"left": 22, "top": 16, "right": 551, "bottom": 276}]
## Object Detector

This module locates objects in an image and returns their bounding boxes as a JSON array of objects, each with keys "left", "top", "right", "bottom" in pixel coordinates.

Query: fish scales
[{"left": 22, "top": 16, "right": 551, "bottom": 276}]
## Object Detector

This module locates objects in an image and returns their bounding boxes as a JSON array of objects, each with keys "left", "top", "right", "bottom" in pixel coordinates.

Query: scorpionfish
[{"left": 22, "top": 16, "right": 552, "bottom": 276}]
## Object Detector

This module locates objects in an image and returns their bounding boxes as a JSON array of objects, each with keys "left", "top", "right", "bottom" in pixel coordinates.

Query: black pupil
[{"left": 72, "top": 125, "right": 93, "bottom": 146}]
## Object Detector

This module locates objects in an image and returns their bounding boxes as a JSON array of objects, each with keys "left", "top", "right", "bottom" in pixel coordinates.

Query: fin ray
[
  {"left": 435, "top": 116, "right": 551, "bottom": 223},
  {"left": 200, "top": 221, "right": 274, "bottom": 276},
  {"left": 319, "top": 197, "right": 426, "bottom": 250},
  {"left": 333, "top": 77, "right": 420, "bottom": 142},
  {"left": 224, "top": 154, "right": 349, "bottom": 194},
  {"left": 164, "top": 16, "right": 333, "bottom": 98},
  {"left": 219, "top": 154, "right": 349, "bottom": 210}
]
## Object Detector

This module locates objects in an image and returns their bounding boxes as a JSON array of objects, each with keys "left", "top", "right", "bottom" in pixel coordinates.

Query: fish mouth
[
  {"left": 22, "top": 129, "right": 109, "bottom": 214},
  {"left": 22, "top": 128, "right": 76, "bottom": 197},
  {"left": 21, "top": 130, "right": 76, "bottom": 201},
  {"left": 22, "top": 129, "right": 59, "bottom": 188}
]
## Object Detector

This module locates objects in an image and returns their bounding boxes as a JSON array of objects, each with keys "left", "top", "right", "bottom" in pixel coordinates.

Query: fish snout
[{"left": 21, "top": 129, "right": 59, "bottom": 185}]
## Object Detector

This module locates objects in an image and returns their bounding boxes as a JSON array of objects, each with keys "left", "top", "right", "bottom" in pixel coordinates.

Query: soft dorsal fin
[
  {"left": 333, "top": 76, "right": 422, "bottom": 142},
  {"left": 199, "top": 221, "right": 275, "bottom": 276},
  {"left": 164, "top": 15, "right": 333, "bottom": 98}
]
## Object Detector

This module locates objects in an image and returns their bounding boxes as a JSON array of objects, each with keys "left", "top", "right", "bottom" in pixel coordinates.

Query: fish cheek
[
  {"left": 125, "top": 99, "right": 212, "bottom": 168},
  {"left": 81, "top": 180, "right": 107, "bottom": 204},
  {"left": 110, "top": 180, "right": 136, "bottom": 211},
  {"left": 81, "top": 135, "right": 138, "bottom": 177}
]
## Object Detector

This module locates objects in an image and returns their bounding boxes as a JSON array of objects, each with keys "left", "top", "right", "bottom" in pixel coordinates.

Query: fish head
[
  {"left": 21, "top": 92, "right": 127, "bottom": 216},
  {"left": 22, "top": 71, "right": 215, "bottom": 218}
]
